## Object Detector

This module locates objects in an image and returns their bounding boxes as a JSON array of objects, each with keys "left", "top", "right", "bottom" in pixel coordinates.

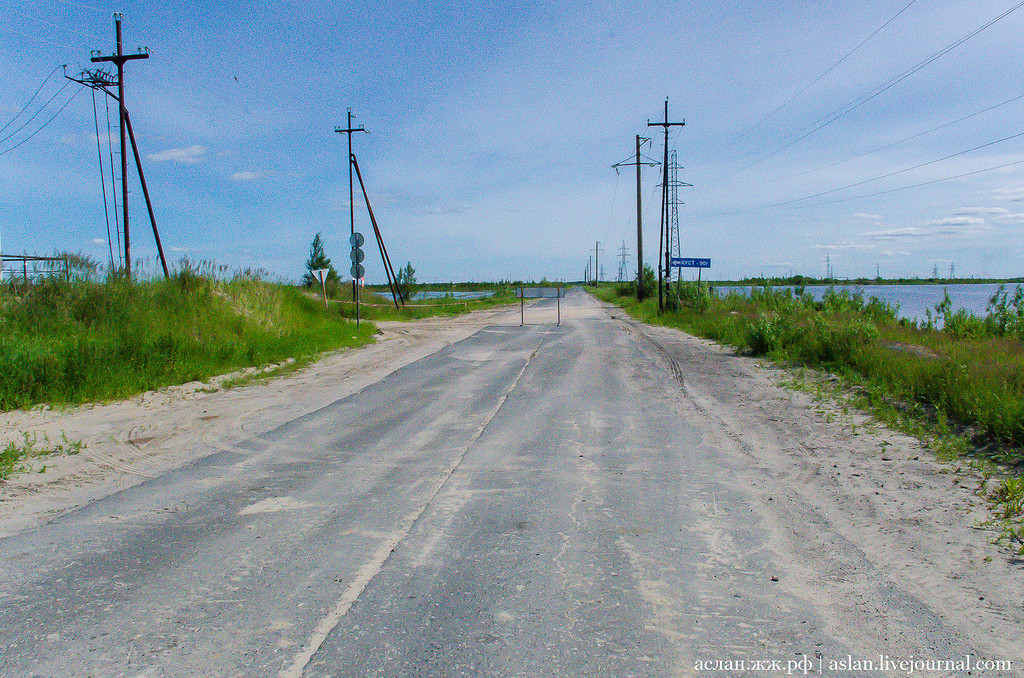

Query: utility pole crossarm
[
  {"left": 648, "top": 99, "right": 685, "bottom": 310},
  {"left": 611, "top": 136, "right": 658, "bottom": 302},
  {"left": 335, "top": 110, "right": 368, "bottom": 302}
]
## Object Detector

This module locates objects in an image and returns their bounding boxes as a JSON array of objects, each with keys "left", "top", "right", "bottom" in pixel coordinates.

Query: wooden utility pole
[
  {"left": 335, "top": 110, "right": 366, "bottom": 300},
  {"left": 613, "top": 136, "right": 657, "bottom": 301},
  {"left": 648, "top": 100, "right": 685, "bottom": 311},
  {"left": 92, "top": 14, "right": 148, "bottom": 277}
]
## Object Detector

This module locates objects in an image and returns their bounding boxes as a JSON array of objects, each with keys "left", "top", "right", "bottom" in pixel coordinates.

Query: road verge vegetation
[
  {"left": 594, "top": 281, "right": 1024, "bottom": 552},
  {"left": 0, "top": 261, "right": 377, "bottom": 412}
]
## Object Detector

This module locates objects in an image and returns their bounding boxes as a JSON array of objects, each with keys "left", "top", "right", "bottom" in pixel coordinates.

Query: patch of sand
[{"left": 0, "top": 304, "right": 524, "bottom": 538}]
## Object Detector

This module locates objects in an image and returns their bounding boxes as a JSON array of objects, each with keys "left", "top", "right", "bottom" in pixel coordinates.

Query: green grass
[
  {"left": 0, "top": 432, "right": 84, "bottom": 480},
  {"left": 0, "top": 265, "right": 378, "bottom": 410},
  {"left": 596, "top": 280, "right": 1024, "bottom": 550}
]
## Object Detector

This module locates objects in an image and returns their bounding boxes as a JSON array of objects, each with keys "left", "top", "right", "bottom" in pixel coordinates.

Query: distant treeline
[{"left": 716, "top": 275, "right": 1024, "bottom": 287}]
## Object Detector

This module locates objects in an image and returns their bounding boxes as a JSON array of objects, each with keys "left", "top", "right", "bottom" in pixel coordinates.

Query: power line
[
  {"left": 0, "top": 79, "right": 72, "bottom": 146},
  {"left": 729, "top": 0, "right": 918, "bottom": 149},
  {"left": 0, "top": 25, "right": 78, "bottom": 50},
  {"left": 798, "top": 156, "right": 1024, "bottom": 209},
  {"left": 0, "top": 7, "right": 105, "bottom": 41},
  {"left": 91, "top": 88, "right": 116, "bottom": 270},
  {"left": 784, "top": 90, "right": 1024, "bottom": 182},
  {"left": 772, "top": 127, "right": 1024, "bottom": 207},
  {"left": 733, "top": 0, "right": 1024, "bottom": 175},
  {"left": 0, "top": 86, "right": 82, "bottom": 156},
  {"left": 0, "top": 64, "right": 62, "bottom": 135}
]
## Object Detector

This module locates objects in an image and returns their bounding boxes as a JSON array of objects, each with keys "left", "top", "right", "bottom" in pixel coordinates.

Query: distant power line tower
[
  {"left": 666, "top": 151, "right": 691, "bottom": 284},
  {"left": 617, "top": 241, "right": 630, "bottom": 282}
]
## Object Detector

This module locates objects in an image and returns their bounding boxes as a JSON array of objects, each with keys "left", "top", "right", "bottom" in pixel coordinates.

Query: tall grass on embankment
[
  {"left": 596, "top": 282, "right": 1024, "bottom": 466},
  {"left": 0, "top": 265, "right": 375, "bottom": 410}
]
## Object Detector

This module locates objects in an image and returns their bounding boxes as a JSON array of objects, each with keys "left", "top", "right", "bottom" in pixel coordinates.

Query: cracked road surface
[{"left": 1, "top": 289, "right": 1020, "bottom": 677}]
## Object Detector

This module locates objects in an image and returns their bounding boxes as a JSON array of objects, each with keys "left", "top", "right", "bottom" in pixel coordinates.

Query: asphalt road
[{"left": 0, "top": 289, "right": 1009, "bottom": 677}]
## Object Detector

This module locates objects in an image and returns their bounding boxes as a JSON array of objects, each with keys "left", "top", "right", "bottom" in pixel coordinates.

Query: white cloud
[
  {"left": 231, "top": 170, "right": 261, "bottom": 182},
  {"left": 91, "top": 238, "right": 105, "bottom": 244},
  {"left": 416, "top": 203, "right": 471, "bottom": 216},
  {"left": 954, "top": 207, "right": 1009, "bottom": 217},
  {"left": 861, "top": 227, "right": 929, "bottom": 240},
  {"left": 850, "top": 212, "right": 881, "bottom": 221},
  {"left": 147, "top": 145, "right": 208, "bottom": 164},
  {"left": 992, "top": 188, "right": 1024, "bottom": 202}
]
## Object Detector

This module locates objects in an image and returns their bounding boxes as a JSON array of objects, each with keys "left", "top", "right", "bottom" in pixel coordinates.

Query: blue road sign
[{"left": 671, "top": 257, "right": 711, "bottom": 268}]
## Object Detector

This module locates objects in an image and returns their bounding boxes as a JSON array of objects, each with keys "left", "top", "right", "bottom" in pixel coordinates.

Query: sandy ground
[
  {"left": 2, "top": 294, "right": 1021, "bottom": 668},
  {"left": 0, "top": 304, "right": 523, "bottom": 539}
]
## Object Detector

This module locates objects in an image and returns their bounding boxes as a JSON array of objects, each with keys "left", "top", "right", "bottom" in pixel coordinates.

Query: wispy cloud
[
  {"left": 862, "top": 216, "right": 992, "bottom": 241},
  {"left": 147, "top": 145, "right": 208, "bottom": 164},
  {"left": 992, "top": 188, "right": 1024, "bottom": 202},
  {"left": 231, "top": 170, "right": 262, "bottom": 182}
]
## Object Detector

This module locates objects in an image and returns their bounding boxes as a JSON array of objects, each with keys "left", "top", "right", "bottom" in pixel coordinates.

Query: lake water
[
  {"left": 721, "top": 283, "right": 1021, "bottom": 323},
  {"left": 413, "top": 290, "right": 495, "bottom": 300}
]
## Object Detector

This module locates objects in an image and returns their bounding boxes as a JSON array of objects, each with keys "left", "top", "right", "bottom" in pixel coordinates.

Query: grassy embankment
[
  {"left": 0, "top": 266, "right": 357, "bottom": 477},
  {"left": 594, "top": 281, "right": 1024, "bottom": 552},
  {"left": 0, "top": 264, "right": 519, "bottom": 479}
]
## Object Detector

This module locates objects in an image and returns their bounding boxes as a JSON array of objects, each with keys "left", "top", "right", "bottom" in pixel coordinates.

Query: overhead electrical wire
[
  {"left": 104, "top": 92, "right": 122, "bottom": 262},
  {"left": 0, "top": 25, "right": 77, "bottom": 50},
  {"left": 1, "top": 8, "right": 104, "bottom": 41},
  {"left": 0, "top": 63, "right": 61, "bottom": 135},
  {"left": 799, "top": 156, "right": 1024, "bottom": 210},
  {"left": 0, "top": 79, "right": 72, "bottom": 146},
  {"left": 728, "top": 0, "right": 918, "bottom": 150},
  {"left": 784, "top": 91, "right": 1024, "bottom": 181},
  {"left": 770, "top": 128, "right": 1024, "bottom": 208},
  {"left": 733, "top": 0, "right": 1024, "bottom": 175},
  {"left": 0, "top": 85, "right": 82, "bottom": 157},
  {"left": 91, "top": 88, "right": 116, "bottom": 269}
]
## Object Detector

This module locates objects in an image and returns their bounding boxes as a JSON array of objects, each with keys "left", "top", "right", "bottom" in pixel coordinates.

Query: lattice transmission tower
[{"left": 666, "top": 150, "right": 691, "bottom": 282}]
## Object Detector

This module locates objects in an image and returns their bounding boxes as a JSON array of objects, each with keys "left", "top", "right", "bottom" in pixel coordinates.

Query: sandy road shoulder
[
  {"left": 0, "top": 305, "right": 520, "bottom": 538},
  {"left": 606, "top": 301, "right": 1024, "bottom": 666}
]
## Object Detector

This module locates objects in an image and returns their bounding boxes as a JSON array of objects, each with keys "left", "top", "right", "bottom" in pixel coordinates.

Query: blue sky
[{"left": 2, "top": 0, "right": 1024, "bottom": 283}]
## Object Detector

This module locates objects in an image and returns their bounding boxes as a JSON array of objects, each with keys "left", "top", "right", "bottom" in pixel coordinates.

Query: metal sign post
[
  {"left": 313, "top": 268, "right": 329, "bottom": 309},
  {"left": 350, "top": 232, "right": 365, "bottom": 328}
]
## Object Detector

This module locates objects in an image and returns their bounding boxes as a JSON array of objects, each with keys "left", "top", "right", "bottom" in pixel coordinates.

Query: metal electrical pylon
[{"left": 666, "top": 150, "right": 692, "bottom": 287}]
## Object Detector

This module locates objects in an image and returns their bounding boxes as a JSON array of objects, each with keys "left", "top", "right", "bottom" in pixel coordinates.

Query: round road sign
[
  {"left": 350, "top": 232, "right": 365, "bottom": 248},
  {"left": 350, "top": 248, "right": 365, "bottom": 264},
  {"left": 350, "top": 263, "right": 365, "bottom": 279}
]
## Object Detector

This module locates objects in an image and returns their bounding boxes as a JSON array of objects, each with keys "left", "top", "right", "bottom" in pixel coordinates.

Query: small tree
[
  {"left": 396, "top": 261, "right": 417, "bottom": 300},
  {"left": 302, "top": 232, "right": 339, "bottom": 291}
]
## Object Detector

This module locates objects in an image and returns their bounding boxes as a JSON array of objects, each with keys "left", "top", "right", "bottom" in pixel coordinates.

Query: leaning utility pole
[
  {"left": 89, "top": 14, "right": 156, "bottom": 278},
  {"left": 648, "top": 100, "right": 685, "bottom": 310},
  {"left": 335, "top": 110, "right": 366, "bottom": 300},
  {"left": 612, "top": 136, "right": 657, "bottom": 301}
]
